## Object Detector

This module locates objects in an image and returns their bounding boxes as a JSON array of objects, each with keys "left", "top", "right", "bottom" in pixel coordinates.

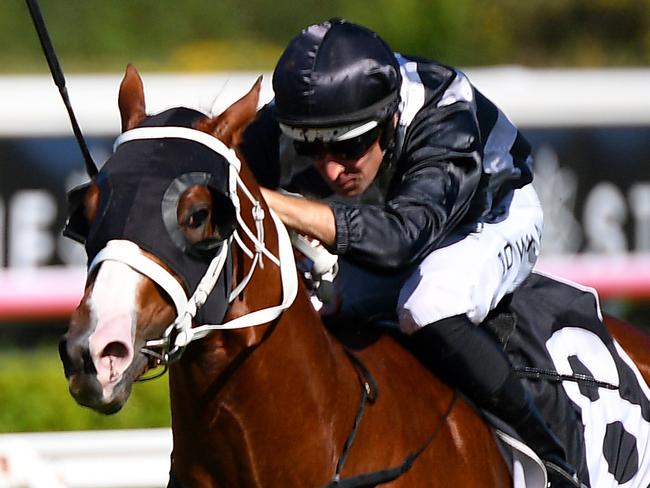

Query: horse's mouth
[{"left": 67, "top": 352, "right": 150, "bottom": 415}]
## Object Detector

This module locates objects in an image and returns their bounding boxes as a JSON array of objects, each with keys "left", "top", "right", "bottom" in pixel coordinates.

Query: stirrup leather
[{"left": 543, "top": 459, "right": 583, "bottom": 488}]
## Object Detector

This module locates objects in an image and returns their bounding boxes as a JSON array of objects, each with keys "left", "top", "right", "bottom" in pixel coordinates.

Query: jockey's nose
[{"left": 320, "top": 159, "right": 347, "bottom": 182}]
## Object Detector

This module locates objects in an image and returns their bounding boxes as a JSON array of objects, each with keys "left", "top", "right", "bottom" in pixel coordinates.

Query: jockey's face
[{"left": 313, "top": 138, "right": 384, "bottom": 197}]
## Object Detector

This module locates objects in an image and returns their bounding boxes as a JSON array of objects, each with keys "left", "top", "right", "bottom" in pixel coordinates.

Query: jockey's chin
[{"left": 332, "top": 176, "right": 367, "bottom": 197}]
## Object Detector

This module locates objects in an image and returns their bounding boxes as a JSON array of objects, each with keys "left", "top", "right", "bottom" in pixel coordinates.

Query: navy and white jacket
[{"left": 241, "top": 55, "right": 535, "bottom": 273}]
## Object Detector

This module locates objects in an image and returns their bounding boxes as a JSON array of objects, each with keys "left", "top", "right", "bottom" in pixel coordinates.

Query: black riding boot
[{"left": 412, "top": 314, "right": 581, "bottom": 488}]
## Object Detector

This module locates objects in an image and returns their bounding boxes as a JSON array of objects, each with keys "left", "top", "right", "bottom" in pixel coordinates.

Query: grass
[{"left": 0, "top": 344, "right": 170, "bottom": 433}]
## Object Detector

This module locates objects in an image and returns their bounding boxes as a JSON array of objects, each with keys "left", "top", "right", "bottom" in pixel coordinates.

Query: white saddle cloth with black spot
[{"left": 501, "top": 271, "right": 650, "bottom": 487}]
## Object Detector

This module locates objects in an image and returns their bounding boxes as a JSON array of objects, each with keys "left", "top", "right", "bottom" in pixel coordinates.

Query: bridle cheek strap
[
  {"left": 191, "top": 208, "right": 297, "bottom": 337},
  {"left": 87, "top": 207, "right": 297, "bottom": 364}
]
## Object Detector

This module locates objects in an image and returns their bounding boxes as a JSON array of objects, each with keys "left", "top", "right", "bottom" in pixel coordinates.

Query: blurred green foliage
[
  {"left": 0, "top": 345, "right": 170, "bottom": 432},
  {"left": 3, "top": 0, "right": 650, "bottom": 73}
]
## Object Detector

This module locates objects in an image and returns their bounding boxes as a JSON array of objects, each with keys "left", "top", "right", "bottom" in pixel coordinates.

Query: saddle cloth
[{"left": 498, "top": 271, "right": 650, "bottom": 488}]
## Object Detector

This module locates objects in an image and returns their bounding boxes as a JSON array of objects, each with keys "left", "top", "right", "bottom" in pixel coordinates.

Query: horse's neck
[
  {"left": 169, "top": 292, "right": 357, "bottom": 485},
  {"left": 168, "top": 173, "right": 358, "bottom": 484}
]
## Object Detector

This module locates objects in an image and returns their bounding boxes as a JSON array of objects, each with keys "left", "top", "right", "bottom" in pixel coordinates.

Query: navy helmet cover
[{"left": 272, "top": 19, "right": 402, "bottom": 129}]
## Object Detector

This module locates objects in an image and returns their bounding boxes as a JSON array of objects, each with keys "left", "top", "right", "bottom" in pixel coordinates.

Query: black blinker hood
[{"left": 66, "top": 107, "right": 235, "bottom": 325}]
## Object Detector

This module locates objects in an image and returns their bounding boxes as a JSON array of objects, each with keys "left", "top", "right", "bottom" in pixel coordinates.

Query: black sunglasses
[{"left": 293, "top": 125, "right": 382, "bottom": 161}]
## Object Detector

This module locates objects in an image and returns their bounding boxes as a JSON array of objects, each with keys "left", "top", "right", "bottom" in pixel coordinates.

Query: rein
[
  {"left": 323, "top": 352, "right": 459, "bottom": 488},
  {"left": 89, "top": 126, "right": 298, "bottom": 366}
]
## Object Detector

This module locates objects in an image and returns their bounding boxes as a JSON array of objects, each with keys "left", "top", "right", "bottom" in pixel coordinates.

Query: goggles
[{"left": 291, "top": 124, "right": 382, "bottom": 161}]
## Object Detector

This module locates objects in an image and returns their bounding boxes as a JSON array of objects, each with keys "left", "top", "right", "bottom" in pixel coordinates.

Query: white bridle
[{"left": 88, "top": 126, "right": 298, "bottom": 364}]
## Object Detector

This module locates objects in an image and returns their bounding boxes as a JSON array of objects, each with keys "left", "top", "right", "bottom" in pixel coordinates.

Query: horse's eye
[{"left": 187, "top": 208, "right": 209, "bottom": 229}]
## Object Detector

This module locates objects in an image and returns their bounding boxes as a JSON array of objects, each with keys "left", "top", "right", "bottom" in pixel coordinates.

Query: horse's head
[{"left": 59, "top": 65, "right": 266, "bottom": 414}]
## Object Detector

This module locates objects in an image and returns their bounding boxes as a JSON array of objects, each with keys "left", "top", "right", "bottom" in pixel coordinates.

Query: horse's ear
[
  {"left": 118, "top": 64, "right": 147, "bottom": 132},
  {"left": 197, "top": 76, "right": 262, "bottom": 147}
]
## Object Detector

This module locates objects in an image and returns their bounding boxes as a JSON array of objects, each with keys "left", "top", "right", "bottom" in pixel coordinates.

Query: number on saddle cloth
[{"left": 504, "top": 272, "right": 650, "bottom": 487}]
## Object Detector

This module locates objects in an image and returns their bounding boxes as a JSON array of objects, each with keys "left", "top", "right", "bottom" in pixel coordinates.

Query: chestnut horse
[
  {"left": 58, "top": 66, "right": 650, "bottom": 488},
  {"left": 58, "top": 65, "right": 511, "bottom": 487}
]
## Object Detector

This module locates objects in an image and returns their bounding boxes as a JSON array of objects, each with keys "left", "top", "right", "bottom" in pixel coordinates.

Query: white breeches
[{"left": 325, "top": 184, "right": 543, "bottom": 334}]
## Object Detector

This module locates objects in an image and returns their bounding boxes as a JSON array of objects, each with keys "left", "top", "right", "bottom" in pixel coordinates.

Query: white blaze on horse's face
[{"left": 88, "top": 260, "right": 142, "bottom": 400}]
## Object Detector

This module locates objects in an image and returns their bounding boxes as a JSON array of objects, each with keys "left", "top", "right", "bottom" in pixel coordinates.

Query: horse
[
  {"left": 58, "top": 65, "right": 650, "bottom": 488},
  {"left": 58, "top": 65, "right": 512, "bottom": 487}
]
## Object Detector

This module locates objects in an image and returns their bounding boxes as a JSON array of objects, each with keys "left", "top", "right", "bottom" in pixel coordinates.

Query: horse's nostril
[
  {"left": 98, "top": 342, "right": 133, "bottom": 383},
  {"left": 102, "top": 341, "right": 129, "bottom": 359}
]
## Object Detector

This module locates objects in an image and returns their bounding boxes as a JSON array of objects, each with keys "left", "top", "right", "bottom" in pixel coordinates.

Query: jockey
[{"left": 242, "top": 18, "right": 579, "bottom": 488}]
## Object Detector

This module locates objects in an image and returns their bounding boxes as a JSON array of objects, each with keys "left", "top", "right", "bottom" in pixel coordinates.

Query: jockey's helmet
[{"left": 272, "top": 19, "right": 401, "bottom": 153}]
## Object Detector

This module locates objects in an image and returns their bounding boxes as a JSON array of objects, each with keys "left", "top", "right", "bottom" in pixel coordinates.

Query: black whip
[
  {"left": 516, "top": 366, "right": 619, "bottom": 390},
  {"left": 25, "top": 0, "right": 98, "bottom": 177}
]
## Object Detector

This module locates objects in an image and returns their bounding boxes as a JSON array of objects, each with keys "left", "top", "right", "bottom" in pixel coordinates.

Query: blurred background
[{"left": 1, "top": 0, "right": 650, "bottom": 486}]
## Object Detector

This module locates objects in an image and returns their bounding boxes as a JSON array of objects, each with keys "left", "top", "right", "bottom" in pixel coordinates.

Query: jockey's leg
[
  {"left": 412, "top": 315, "right": 580, "bottom": 488},
  {"left": 397, "top": 186, "right": 580, "bottom": 486}
]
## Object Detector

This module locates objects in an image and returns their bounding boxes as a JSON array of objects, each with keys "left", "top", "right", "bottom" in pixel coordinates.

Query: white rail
[
  {"left": 6, "top": 253, "right": 650, "bottom": 321},
  {"left": 3, "top": 68, "right": 650, "bottom": 137},
  {"left": 0, "top": 428, "right": 171, "bottom": 488}
]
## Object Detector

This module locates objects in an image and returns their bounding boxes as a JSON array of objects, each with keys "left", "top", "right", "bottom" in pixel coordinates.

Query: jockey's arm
[{"left": 260, "top": 187, "right": 336, "bottom": 248}]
